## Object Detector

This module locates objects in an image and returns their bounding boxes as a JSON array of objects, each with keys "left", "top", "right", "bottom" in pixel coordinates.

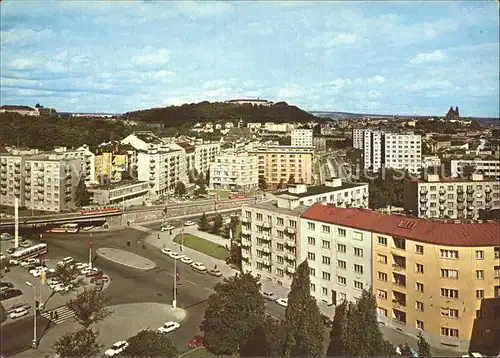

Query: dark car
[
  {"left": 1, "top": 289, "right": 22, "bottom": 301},
  {"left": 86, "top": 270, "right": 103, "bottom": 277},
  {"left": 0, "top": 282, "right": 14, "bottom": 289},
  {"left": 208, "top": 269, "right": 222, "bottom": 277},
  {"left": 6, "top": 248, "right": 16, "bottom": 254},
  {"left": 187, "top": 335, "right": 203, "bottom": 349}
]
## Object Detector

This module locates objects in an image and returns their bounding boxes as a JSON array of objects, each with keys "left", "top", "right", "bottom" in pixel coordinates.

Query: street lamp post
[
  {"left": 88, "top": 234, "right": 93, "bottom": 269},
  {"left": 25, "top": 281, "right": 37, "bottom": 349},
  {"left": 172, "top": 258, "right": 177, "bottom": 309}
]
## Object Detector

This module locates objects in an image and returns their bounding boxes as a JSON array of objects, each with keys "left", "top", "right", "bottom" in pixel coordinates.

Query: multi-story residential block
[
  {"left": 87, "top": 180, "right": 149, "bottom": 206},
  {"left": 176, "top": 142, "right": 196, "bottom": 176},
  {"left": 94, "top": 142, "right": 136, "bottom": 183},
  {"left": 404, "top": 173, "right": 500, "bottom": 220},
  {"left": 353, "top": 129, "right": 422, "bottom": 173},
  {"left": 291, "top": 129, "right": 313, "bottom": 147},
  {"left": 301, "top": 203, "right": 500, "bottom": 353},
  {"left": 301, "top": 206, "right": 373, "bottom": 305},
  {"left": 49, "top": 146, "right": 95, "bottom": 185},
  {"left": 241, "top": 197, "right": 309, "bottom": 290},
  {"left": 450, "top": 158, "right": 500, "bottom": 179},
  {"left": 248, "top": 146, "right": 314, "bottom": 187},
  {"left": 193, "top": 142, "right": 220, "bottom": 176},
  {"left": 313, "top": 136, "right": 327, "bottom": 152},
  {"left": 277, "top": 178, "right": 369, "bottom": 209},
  {"left": 209, "top": 153, "right": 258, "bottom": 192}
]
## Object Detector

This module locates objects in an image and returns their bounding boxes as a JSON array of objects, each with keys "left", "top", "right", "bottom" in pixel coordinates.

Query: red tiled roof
[{"left": 301, "top": 204, "right": 500, "bottom": 247}]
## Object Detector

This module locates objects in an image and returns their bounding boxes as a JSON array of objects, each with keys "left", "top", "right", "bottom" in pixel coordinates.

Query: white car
[
  {"left": 53, "top": 283, "right": 72, "bottom": 292},
  {"left": 30, "top": 267, "right": 48, "bottom": 277},
  {"left": 57, "top": 256, "right": 74, "bottom": 267},
  {"left": 9, "top": 307, "right": 28, "bottom": 319},
  {"left": 0, "top": 253, "right": 5, "bottom": 261},
  {"left": 20, "top": 258, "right": 39, "bottom": 268},
  {"left": 48, "top": 279, "right": 61, "bottom": 289},
  {"left": 275, "top": 298, "right": 288, "bottom": 307},
  {"left": 161, "top": 225, "right": 175, "bottom": 232},
  {"left": 184, "top": 220, "right": 195, "bottom": 226},
  {"left": 157, "top": 321, "right": 181, "bottom": 333},
  {"left": 9, "top": 259, "right": 20, "bottom": 266},
  {"left": 19, "top": 241, "right": 31, "bottom": 248},
  {"left": 180, "top": 256, "right": 193, "bottom": 265},
  {"left": 168, "top": 252, "right": 182, "bottom": 260},
  {"left": 74, "top": 262, "right": 88, "bottom": 270},
  {"left": 191, "top": 262, "right": 207, "bottom": 272},
  {"left": 81, "top": 267, "right": 97, "bottom": 275},
  {"left": 105, "top": 341, "right": 129, "bottom": 357},
  {"left": 161, "top": 247, "right": 171, "bottom": 255}
]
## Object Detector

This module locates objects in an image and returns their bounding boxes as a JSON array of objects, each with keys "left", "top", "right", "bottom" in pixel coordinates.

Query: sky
[{"left": 0, "top": 1, "right": 499, "bottom": 117}]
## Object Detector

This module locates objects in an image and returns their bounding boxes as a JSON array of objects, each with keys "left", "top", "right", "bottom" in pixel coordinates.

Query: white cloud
[
  {"left": 1, "top": 28, "right": 53, "bottom": 43},
  {"left": 405, "top": 79, "right": 453, "bottom": 91},
  {"left": 277, "top": 84, "right": 304, "bottom": 98},
  {"left": 366, "top": 75, "right": 386, "bottom": 85},
  {"left": 8, "top": 58, "right": 38, "bottom": 70},
  {"left": 326, "top": 33, "right": 357, "bottom": 47},
  {"left": 173, "top": 1, "right": 232, "bottom": 17},
  {"left": 410, "top": 50, "right": 447, "bottom": 64},
  {"left": 130, "top": 48, "right": 170, "bottom": 67}
]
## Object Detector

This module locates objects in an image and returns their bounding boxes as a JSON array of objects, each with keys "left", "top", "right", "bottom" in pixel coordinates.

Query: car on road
[
  {"left": 8, "top": 307, "right": 28, "bottom": 319},
  {"left": 48, "top": 279, "right": 61, "bottom": 289},
  {"left": 53, "top": 283, "right": 72, "bottom": 292},
  {"left": 1, "top": 233, "right": 12, "bottom": 241},
  {"left": 105, "top": 341, "right": 129, "bottom": 357},
  {"left": 0, "top": 252, "right": 5, "bottom": 261},
  {"left": 180, "top": 256, "right": 193, "bottom": 265},
  {"left": 168, "top": 252, "right": 182, "bottom": 260},
  {"left": 81, "top": 267, "right": 98, "bottom": 276},
  {"left": 20, "top": 258, "right": 40, "bottom": 268},
  {"left": 1, "top": 289, "right": 23, "bottom": 301},
  {"left": 161, "top": 247, "right": 171, "bottom": 255},
  {"left": 29, "top": 267, "right": 48, "bottom": 277},
  {"left": 161, "top": 224, "right": 175, "bottom": 232},
  {"left": 6, "top": 302, "right": 30, "bottom": 313},
  {"left": 74, "top": 262, "right": 88, "bottom": 270},
  {"left": 275, "top": 297, "right": 288, "bottom": 307},
  {"left": 187, "top": 335, "right": 204, "bottom": 348},
  {"left": 208, "top": 269, "right": 222, "bottom": 277},
  {"left": 157, "top": 321, "right": 181, "bottom": 333},
  {"left": 262, "top": 292, "right": 276, "bottom": 301},
  {"left": 90, "top": 275, "right": 109, "bottom": 284},
  {"left": 23, "top": 262, "right": 38, "bottom": 270},
  {"left": 191, "top": 262, "right": 207, "bottom": 272},
  {"left": 86, "top": 268, "right": 101, "bottom": 277},
  {"left": 19, "top": 241, "right": 31, "bottom": 248},
  {"left": 57, "top": 256, "right": 74, "bottom": 267},
  {"left": 0, "top": 282, "right": 14, "bottom": 289},
  {"left": 6, "top": 248, "right": 16, "bottom": 254},
  {"left": 183, "top": 220, "right": 196, "bottom": 226}
]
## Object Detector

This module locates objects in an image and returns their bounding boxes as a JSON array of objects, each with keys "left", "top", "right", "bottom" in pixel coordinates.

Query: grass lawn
[{"left": 173, "top": 233, "right": 229, "bottom": 260}]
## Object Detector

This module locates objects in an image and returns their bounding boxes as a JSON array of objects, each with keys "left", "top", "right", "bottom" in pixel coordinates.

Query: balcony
[
  {"left": 457, "top": 196, "right": 465, "bottom": 203},
  {"left": 485, "top": 203, "right": 492, "bottom": 209},
  {"left": 25, "top": 166, "right": 31, "bottom": 172},
  {"left": 14, "top": 177, "right": 20, "bottom": 182},
  {"left": 439, "top": 189, "right": 446, "bottom": 195},
  {"left": 37, "top": 187, "right": 44, "bottom": 193},
  {"left": 14, "top": 183, "right": 20, "bottom": 189},
  {"left": 149, "top": 162, "right": 156, "bottom": 169},
  {"left": 363, "top": 192, "right": 368, "bottom": 198},
  {"left": 285, "top": 240, "right": 296, "bottom": 248},
  {"left": 439, "top": 205, "right": 445, "bottom": 211},
  {"left": 336, "top": 198, "right": 344, "bottom": 204},
  {"left": 262, "top": 246, "right": 271, "bottom": 254},
  {"left": 392, "top": 255, "right": 406, "bottom": 270},
  {"left": 1, "top": 189, "right": 7, "bottom": 195},
  {"left": 419, "top": 188, "right": 428, "bottom": 195},
  {"left": 241, "top": 240, "right": 252, "bottom": 248},
  {"left": 0, "top": 168, "right": 6, "bottom": 173},
  {"left": 25, "top": 177, "right": 30, "bottom": 184},
  {"left": 485, "top": 187, "right": 492, "bottom": 193},
  {"left": 285, "top": 253, "right": 295, "bottom": 261},
  {"left": 466, "top": 196, "right": 474, "bottom": 203},
  {"left": 420, "top": 197, "right": 428, "bottom": 203},
  {"left": 241, "top": 229, "right": 251, "bottom": 237},
  {"left": 285, "top": 226, "right": 296, "bottom": 235},
  {"left": 392, "top": 298, "right": 406, "bottom": 308},
  {"left": 241, "top": 217, "right": 251, "bottom": 223},
  {"left": 14, "top": 162, "right": 21, "bottom": 167},
  {"left": 25, "top": 192, "right": 30, "bottom": 198},
  {"left": 14, "top": 169, "right": 20, "bottom": 174},
  {"left": 38, "top": 165, "right": 44, "bottom": 171},
  {"left": 262, "top": 222, "right": 271, "bottom": 229},
  {"left": 485, "top": 196, "right": 492, "bottom": 202},
  {"left": 467, "top": 188, "right": 474, "bottom": 194},
  {"left": 14, "top": 191, "right": 20, "bottom": 197},
  {"left": 286, "top": 266, "right": 296, "bottom": 274},
  {"left": 419, "top": 206, "right": 427, "bottom": 212},
  {"left": 0, "top": 183, "right": 6, "bottom": 188},
  {"left": 439, "top": 197, "right": 446, "bottom": 203},
  {"left": 392, "top": 273, "right": 406, "bottom": 288},
  {"left": 37, "top": 194, "right": 44, "bottom": 200},
  {"left": 149, "top": 175, "right": 155, "bottom": 181},
  {"left": 65, "top": 196, "right": 72, "bottom": 202},
  {"left": 467, "top": 205, "right": 474, "bottom": 211}
]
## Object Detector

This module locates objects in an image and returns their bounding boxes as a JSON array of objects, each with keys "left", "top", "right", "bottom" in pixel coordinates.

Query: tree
[
  {"left": 74, "top": 177, "right": 91, "bottom": 207},
  {"left": 326, "top": 301, "right": 348, "bottom": 356},
  {"left": 53, "top": 328, "right": 102, "bottom": 358},
  {"left": 200, "top": 272, "right": 266, "bottom": 356},
  {"left": 240, "top": 315, "right": 283, "bottom": 357},
  {"left": 462, "top": 164, "right": 476, "bottom": 179},
  {"left": 281, "top": 260, "right": 324, "bottom": 357},
  {"left": 258, "top": 175, "right": 267, "bottom": 190},
  {"left": 67, "top": 287, "right": 111, "bottom": 329},
  {"left": 198, "top": 212, "right": 210, "bottom": 232},
  {"left": 211, "top": 213, "right": 224, "bottom": 234},
  {"left": 278, "top": 179, "right": 286, "bottom": 189},
  {"left": 53, "top": 264, "right": 85, "bottom": 293},
  {"left": 188, "top": 168, "right": 198, "bottom": 183},
  {"left": 287, "top": 174, "right": 295, "bottom": 184},
  {"left": 227, "top": 242, "right": 242, "bottom": 270},
  {"left": 205, "top": 169, "right": 210, "bottom": 183},
  {"left": 122, "top": 329, "right": 178, "bottom": 357},
  {"left": 196, "top": 179, "right": 207, "bottom": 195},
  {"left": 417, "top": 332, "right": 432, "bottom": 357},
  {"left": 399, "top": 343, "right": 414, "bottom": 356},
  {"left": 174, "top": 181, "right": 186, "bottom": 196}
]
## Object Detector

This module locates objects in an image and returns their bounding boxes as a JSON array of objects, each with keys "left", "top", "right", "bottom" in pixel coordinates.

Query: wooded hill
[{"left": 122, "top": 101, "right": 319, "bottom": 129}]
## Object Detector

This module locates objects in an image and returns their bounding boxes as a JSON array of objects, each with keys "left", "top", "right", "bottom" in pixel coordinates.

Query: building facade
[
  {"left": 87, "top": 181, "right": 149, "bottom": 205},
  {"left": 450, "top": 158, "right": 500, "bottom": 179},
  {"left": 249, "top": 146, "right": 314, "bottom": 187},
  {"left": 194, "top": 142, "right": 220, "bottom": 176},
  {"left": 404, "top": 174, "right": 500, "bottom": 220},
  {"left": 209, "top": 153, "right": 258, "bottom": 192},
  {"left": 291, "top": 129, "right": 313, "bottom": 147},
  {"left": 313, "top": 136, "right": 327, "bottom": 152},
  {"left": 301, "top": 204, "right": 500, "bottom": 353}
]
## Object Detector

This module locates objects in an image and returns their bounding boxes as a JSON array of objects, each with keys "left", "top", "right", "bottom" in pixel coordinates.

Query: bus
[
  {"left": 47, "top": 223, "right": 80, "bottom": 234},
  {"left": 9, "top": 243, "right": 48, "bottom": 264}
]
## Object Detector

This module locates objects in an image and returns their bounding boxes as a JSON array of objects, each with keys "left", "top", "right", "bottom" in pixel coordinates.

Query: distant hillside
[{"left": 123, "top": 101, "right": 318, "bottom": 128}]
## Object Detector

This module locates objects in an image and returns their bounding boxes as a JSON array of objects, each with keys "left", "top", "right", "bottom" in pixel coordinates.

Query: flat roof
[
  {"left": 244, "top": 200, "right": 309, "bottom": 216},
  {"left": 87, "top": 180, "right": 148, "bottom": 191},
  {"left": 279, "top": 183, "right": 367, "bottom": 199}
]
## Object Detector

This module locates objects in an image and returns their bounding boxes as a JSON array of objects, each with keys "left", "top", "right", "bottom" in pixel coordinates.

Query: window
[
  {"left": 440, "top": 249, "right": 459, "bottom": 259},
  {"left": 337, "top": 243, "right": 346, "bottom": 253},
  {"left": 440, "top": 269, "right": 458, "bottom": 279},
  {"left": 310, "top": 283, "right": 316, "bottom": 292},
  {"left": 415, "top": 245, "right": 424, "bottom": 255},
  {"left": 376, "top": 289, "right": 387, "bottom": 299},
  {"left": 440, "top": 288, "right": 459, "bottom": 299},
  {"left": 289, "top": 220, "right": 297, "bottom": 228},
  {"left": 354, "top": 247, "right": 363, "bottom": 257},
  {"left": 256, "top": 213, "right": 263, "bottom": 221},
  {"left": 276, "top": 217, "right": 284, "bottom": 225},
  {"left": 476, "top": 310, "right": 484, "bottom": 319},
  {"left": 337, "top": 260, "right": 346, "bottom": 269},
  {"left": 322, "top": 256, "right": 331, "bottom": 265},
  {"left": 440, "top": 308, "right": 459, "bottom": 318},
  {"left": 416, "top": 282, "right": 424, "bottom": 292},
  {"left": 277, "top": 268, "right": 284, "bottom": 277},
  {"left": 277, "top": 256, "right": 284, "bottom": 264},
  {"left": 377, "top": 254, "right": 387, "bottom": 264},
  {"left": 337, "top": 228, "right": 346, "bottom": 237},
  {"left": 354, "top": 281, "right": 363, "bottom": 290},
  {"left": 322, "top": 287, "right": 328, "bottom": 296},
  {"left": 276, "top": 243, "right": 284, "bottom": 251},
  {"left": 416, "top": 263, "right": 424, "bottom": 274},
  {"left": 337, "top": 276, "right": 346, "bottom": 285},
  {"left": 322, "top": 225, "right": 330, "bottom": 233},
  {"left": 495, "top": 247, "right": 500, "bottom": 259},
  {"left": 307, "top": 252, "right": 316, "bottom": 261},
  {"left": 476, "top": 270, "right": 484, "bottom": 280},
  {"left": 308, "top": 222, "right": 315, "bottom": 230},
  {"left": 377, "top": 307, "right": 387, "bottom": 317},
  {"left": 307, "top": 237, "right": 315, "bottom": 245},
  {"left": 378, "top": 236, "right": 387, "bottom": 246},
  {"left": 353, "top": 231, "right": 363, "bottom": 241},
  {"left": 322, "top": 272, "right": 331, "bottom": 281},
  {"left": 354, "top": 264, "right": 363, "bottom": 274},
  {"left": 475, "top": 250, "right": 484, "bottom": 260},
  {"left": 416, "top": 301, "right": 424, "bottom": 311},
  {"left": 476, "top": 290, "right": 484, "bottom": 299},
  {"left": 440, "top": 327, "right": 459, "bottom": 338},
  {"left": 416, "top": 320, "right": 424, "bottom": 330},
  {"left": 322, "top": 240, "right": 330, "bottom": 249},
  {"left": 378, "top": 272, "right": 387, "bottom": 282},
  {"left": 309, "top": 268, "right": 316, "bottom": 276}
]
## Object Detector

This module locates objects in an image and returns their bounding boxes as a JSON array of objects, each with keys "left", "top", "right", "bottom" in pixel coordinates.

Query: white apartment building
[
  {"left": 209, "top": 153, "right": 258, "bottom": 192},
  {"left": 241, "top": 197, "right": 309, "bottom": 290},
  {"left": 278, "top": 178, "right": 369, "bottom": 209},
  {"left": 51, "top": 146, "right": 96, "bottom": 184},
  {"left": 300, "top": 204, "right": 373, "bottom": 305},
  {"left": 354, "top": 129, "right": 422, "bottom": 173},
  {"left": 450, "top": 158, "right": 500, "bottom": 179},
  {"left": 0, "top": 152, "right": 81, "bottom": 212},
  {"left": 421, "top": 155, "right": 441, "bottom": 170},
  {"left": 193, "top": 142, "right": 220, "bottom": 176},
  {"left": 352, "top": 128, "right": 365, "bottom": 149},
  {"left": 291, "top": 129, "right": 313, "bottom": 147},
  {"left": 403, "top": 173, "right": 500, "bottom": 220}
]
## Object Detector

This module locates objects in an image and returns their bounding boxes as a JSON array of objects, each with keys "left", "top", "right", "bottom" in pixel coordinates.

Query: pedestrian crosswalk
[{"left": 40, "top": 306, "right": 76, "bottom": 325}]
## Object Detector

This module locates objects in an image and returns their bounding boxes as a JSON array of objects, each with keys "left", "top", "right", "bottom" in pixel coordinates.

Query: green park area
[{"left": 173, "top": 233, "right": 229, "bottom": 261}]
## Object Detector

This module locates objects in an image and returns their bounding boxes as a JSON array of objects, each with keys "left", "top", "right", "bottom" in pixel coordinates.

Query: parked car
[
  {"left": 161, "top": 248, "right": 171, "bottom": 255},
  {"left": 208, "top": 269, "right": 222, "bottom": 277},
  {"left": 9, "top": 307, "right": 28, "bottom": 319},
  {"left": 90, "top": 275, "right": 109, "bottom": 284},
  {"left": 0, "top": 253, "right": 6, "bottom": 261},
  {"left": 1, "top": 289, "right": 23, "bottom": 301},
  {"left": 104, "top": 341, "right": 129, "bottom": 357},
  {"left": 19, "top": 241, "right": 31, "bottom": 248},
  {"left": 0, "top": 282, "right": 14, "bottom": 289},
  {"left": 191, "top": 262, "right": 207, "bottom": 272},
  {"left": 6, "top": 302, "right": 30, "bottom": 313},
  {"left": 275, "top": 297, "right": 288, "bottom": 307},
  {"left": 20, "top": 258, "right": 40, "bottom": 268},
  {"left": 157, "top": 321, "right": 181, "bottom": 333},
  {"left": 180, "top": 256, "right": 193, "bottom": 265},
  {"left": 6, "top": 248, "right": 16, "bottom": 254},
  {"left": 322, "top": 314, "right": 333, "bottom": 328},
  {"left": 24, "top": 263, "right": 38, "bottom": 270},
  {"left": 57, "top": 257, "right": 74, "bottom": 267},
  {"left": 262, "top": 292, "right": 276, "bottom": 301},
  {"left": 187, "top": 335, "right": 203, "bottom": 348},
  {"left": 183, "top": 221, "right": 195, "bottom": 226},
  {"left": 168, "top": 252, "right": 182, "bottom": 260}
]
